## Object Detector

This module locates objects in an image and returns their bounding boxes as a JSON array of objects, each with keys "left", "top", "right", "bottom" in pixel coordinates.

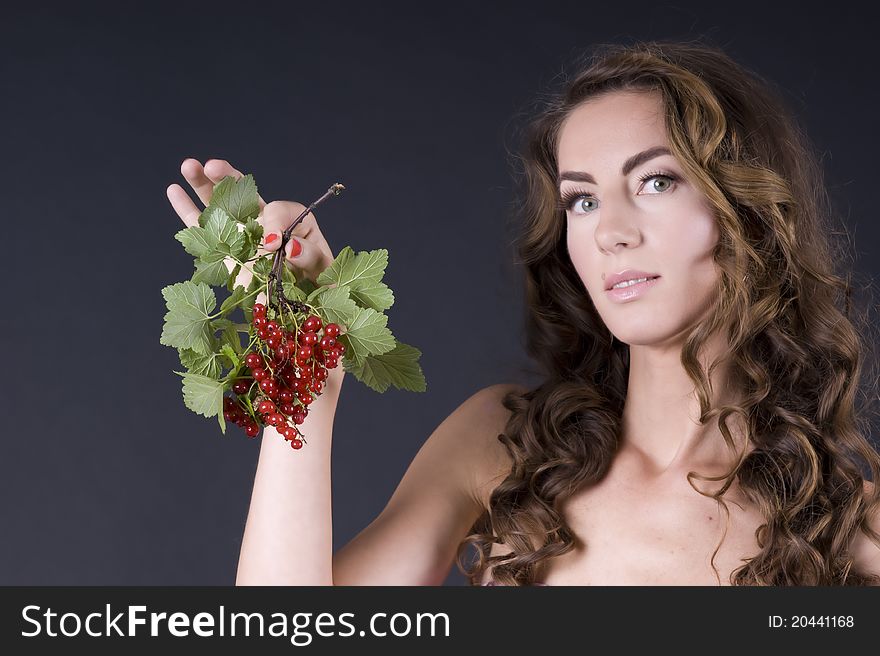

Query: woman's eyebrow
[{"left": 557, "top": 145, "right": 672, "bottom": 187}]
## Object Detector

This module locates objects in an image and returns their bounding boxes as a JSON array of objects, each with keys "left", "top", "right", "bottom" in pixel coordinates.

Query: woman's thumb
[{"left": 283, "top": 235, "right": 322, "bottom": 281}]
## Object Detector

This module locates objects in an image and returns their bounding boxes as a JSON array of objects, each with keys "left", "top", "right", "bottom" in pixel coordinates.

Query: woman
[{"left": 167, "top": 39, "right": 880, "bottom": 586}]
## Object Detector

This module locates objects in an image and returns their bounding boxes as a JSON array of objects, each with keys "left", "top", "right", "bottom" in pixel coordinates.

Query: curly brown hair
[{"left": 455, "top": 38, "right": 880, "bottom": 586}]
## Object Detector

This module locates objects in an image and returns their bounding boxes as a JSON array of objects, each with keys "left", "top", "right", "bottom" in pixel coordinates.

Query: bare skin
[
  {"left": 477, "top": 90, "right": 880, "bottom": 585},
  {"left": 167, "top": 153, "right": 879, "bottom": 586}
]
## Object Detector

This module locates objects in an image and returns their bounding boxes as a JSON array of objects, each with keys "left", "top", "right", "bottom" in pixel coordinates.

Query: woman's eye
[
  {"left": 570, "top": 196, "right": 598, "bottom": 213},
  {"left": 642, "top": 174, "right": 674, "bottom": 193},
  {"left": 560, "top": 173, "right": 678, "bottom": 216}
]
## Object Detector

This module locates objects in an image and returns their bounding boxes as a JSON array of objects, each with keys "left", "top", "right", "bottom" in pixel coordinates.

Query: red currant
[
  {"left": 324, "top": 323, "right": 340, "bottom": 338},
  {"left": 252, "top": 316, "right": 268, "bottom": 330},
  {"left": 296, "top": 345, "right": 313, "bottom": 361},
  {"left": 319, "top": 336, "right": 337, "bottom": 350},
  {"left": 252, "top": 368, "right": 268, "bottom": 382},
  {"left": 245, "top": 353, "right": 262, "bottom": 369},
  {"left": 252, "top": 303, "right": 266, "bottom": 316},
  {"left": 291, "top": 438, "right": 303, "bottom": 450},
  {"left": 298, "top": 331, "right": 318, "bottom": 346},
  {"left": 232, "top": 378, "right": 250, "bottom": 395},
  {"left": 245, "top": 422, "right": 260, "bottom": 438},
  {"left": 302, "top": 315, "right": 321, "bottom": 332},
  {"left": 266, "top": 320, "right": 281, "bottom": 334}
]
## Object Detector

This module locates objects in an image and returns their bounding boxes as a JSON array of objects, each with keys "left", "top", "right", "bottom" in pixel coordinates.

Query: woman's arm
[
  {"left": 331, "top": 383, "right": 521, "bottom": 585},
  {"left": 235, "top": 359, "right": 344, "bottom": 585}
]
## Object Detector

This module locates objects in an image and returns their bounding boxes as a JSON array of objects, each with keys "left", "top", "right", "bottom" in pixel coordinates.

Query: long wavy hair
[{"left": 455, "top": 39, "right": 880, "bottom": 585}]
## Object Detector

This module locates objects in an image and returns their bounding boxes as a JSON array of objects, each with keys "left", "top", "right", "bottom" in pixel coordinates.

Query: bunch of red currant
[{"left": 222, "top": 302, "right": 345, "bottom": 449}]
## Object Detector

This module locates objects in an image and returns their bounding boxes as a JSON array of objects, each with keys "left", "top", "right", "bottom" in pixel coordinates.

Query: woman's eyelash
[{"left": 556, "top": 170, "right": 681, "bottom": 212}]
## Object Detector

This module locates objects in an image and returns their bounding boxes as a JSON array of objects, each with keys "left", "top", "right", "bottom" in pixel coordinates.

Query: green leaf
[
  {"left": 220, "top": 343, "right": 239, "bottom": 369},
  {"left": 219, "top": 285, "right": 247, "bottom": 316},
  {"left": 296, "top": 277, "right": 318, "bottom": 298},
  {"left": 178, "top": 348, "right": 223, "bottom": 379},
  {"left": 160, "top": 281, "right": 217, "bottom": 355},
  {"left": 174, "top": 371, "right": 225, "bottom": 419},
  {"left": 241, "top": 217, "right": 264, "bottom": 260},
  {"left": 341, "top": 305, "right": 396, "bottom": 364},
  {"left": 174, "top": 225, "right": 214, "bottom": 259},
  {"left": 252, "top": 255, "right": 273, "bottom": 278},
  {"left": 283, "top": 281, "right": 307, "bottom": 301},
  {"left": 311, "top": 285, "right": 359, "bottom": 329},
  {"left": 192, "top": 252, "right": 231, "bottom": 286},
  {"left": 342, "top": 340, "right": 427, "bottom": 393},
  {"left": 203, "top": 206, "right": 246, "bottom": 256},
  {"left": 210, "top": 175, "right": 261, "bottom": 223},
  {"left": 226, "top": 263, "right": 241, "bottom": 291},
  {"left": 316, "top": 246, "right": 394, "bottom": 311}
]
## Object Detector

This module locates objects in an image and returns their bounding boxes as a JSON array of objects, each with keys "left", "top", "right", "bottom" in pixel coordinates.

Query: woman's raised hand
[{"left": 166, "top": 158, "right": 336, "bottom": 286}]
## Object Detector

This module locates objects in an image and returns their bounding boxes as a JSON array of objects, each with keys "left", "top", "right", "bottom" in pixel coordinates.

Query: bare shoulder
[
  {"left": 465, "top": 383, "right": 528, "bottom": 513},
  {"left": 851, "top": 480, "right": 880, "bottom": 581}
]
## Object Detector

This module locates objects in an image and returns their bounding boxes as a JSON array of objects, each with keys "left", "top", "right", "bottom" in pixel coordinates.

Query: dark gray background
[{"left": 2, "top": 2, "right": 877, "bottom": 585}]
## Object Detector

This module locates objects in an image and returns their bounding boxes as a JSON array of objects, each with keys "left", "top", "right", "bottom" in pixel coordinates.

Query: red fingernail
[
  {"left": 265, "top": 233, "right": 278, "bottom": 244},
  {"left": 289, "top": 238, "right": 302, "bottom": 258}
]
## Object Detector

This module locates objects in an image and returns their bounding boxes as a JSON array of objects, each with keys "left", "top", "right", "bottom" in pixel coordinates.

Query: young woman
[{"left": 166, "top": 39, "right": 880, "bottom": 586}]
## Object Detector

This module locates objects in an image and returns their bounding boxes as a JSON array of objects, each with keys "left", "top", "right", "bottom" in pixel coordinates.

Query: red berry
[
  {"left": 257, "top": 328, "right": 269, "bottom": 340},
  {"left": 303, "top": 315, "right": 322, "bottom": 332},
  {"left": 296, "top": 345, "right": 313, "bottom": 361},
  {"left": 298, "top": 331, "right": 318, "bottom": 346},
  {"left": 252, "top": 368, "right": 268, "bottom": 382},
  {"left": 258, "top": 400, "right": 276, "bottom": 414},
  {"left": 252, "top": 303, "right": 266, "bottom": 316},
  {"left": 278, "top": 388, "right": 294, "bottom": 404},
  {"left": 280, "top": 402, "right": 296, "bottom": 415},
  {"left": 266, "top": 334, "right": 281, "bottom": 349},
  {"left": 297, "top": 391, "right": 314, "bottom": 405},
  {"left": 274, "top": 344, "right": 290, "bottom": 361},
  {"left": 245, "top": 353, "right": 262, "bottom": 369},
  {"left": 324, "top": 323, "right": 340, "bottom": 338},
  {"left": 266, "top": 320, "right": 281, "bottom": 334},
  {"left": 319, "top": 335, "right": 337, "bottom": 350},
  {"left": 269, "top": 412, "right": 285, "bottom": 426},
  {"left": 252, "top": 316, "right": 268, "bottom": 330},
  {"left": 313, "top": 367, "right": 328, "bottom": 382},
  {"left": 335, "top": 342, "right": 346, "bottom": 355},
  {"left": 291, "top": 438, "right": 303, "bottom": 450},
  {"left": 245, "top": 422, "right": 260, "bottom": 438},
  {"left": 310, "top": 380, "right": 324, "bottom": 394},
  {"left": 260, "top": 378, "right": 278, "bottom": 395},
  {"left": 232, "top": 378, "right": 250, "bottom": 395}
]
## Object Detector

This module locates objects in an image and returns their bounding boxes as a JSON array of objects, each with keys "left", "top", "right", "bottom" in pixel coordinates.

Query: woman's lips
[{"left": 604, "top": 275, "right": 661, "bottom": 303}]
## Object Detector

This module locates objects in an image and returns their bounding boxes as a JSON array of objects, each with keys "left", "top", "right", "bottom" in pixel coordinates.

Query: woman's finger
[
  {"left": 166, "top": 183, "right": 202, "bottom": 227},
  {"left": 203, "top": 159, "right": 267, "bottom": 209},
  {"left": 180, "top": 159, "right": 216, "bottom": 207},
  {"left": 260, "top": 200, "right": 320, "bottom": 253},
  {"left": 282, "top": 232, "right": 329, "bottom": 283}
]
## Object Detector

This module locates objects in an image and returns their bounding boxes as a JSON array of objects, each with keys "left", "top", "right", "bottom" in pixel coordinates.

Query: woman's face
[{"left": 557, "top": 90, "right": 720, "bottom": 348}]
